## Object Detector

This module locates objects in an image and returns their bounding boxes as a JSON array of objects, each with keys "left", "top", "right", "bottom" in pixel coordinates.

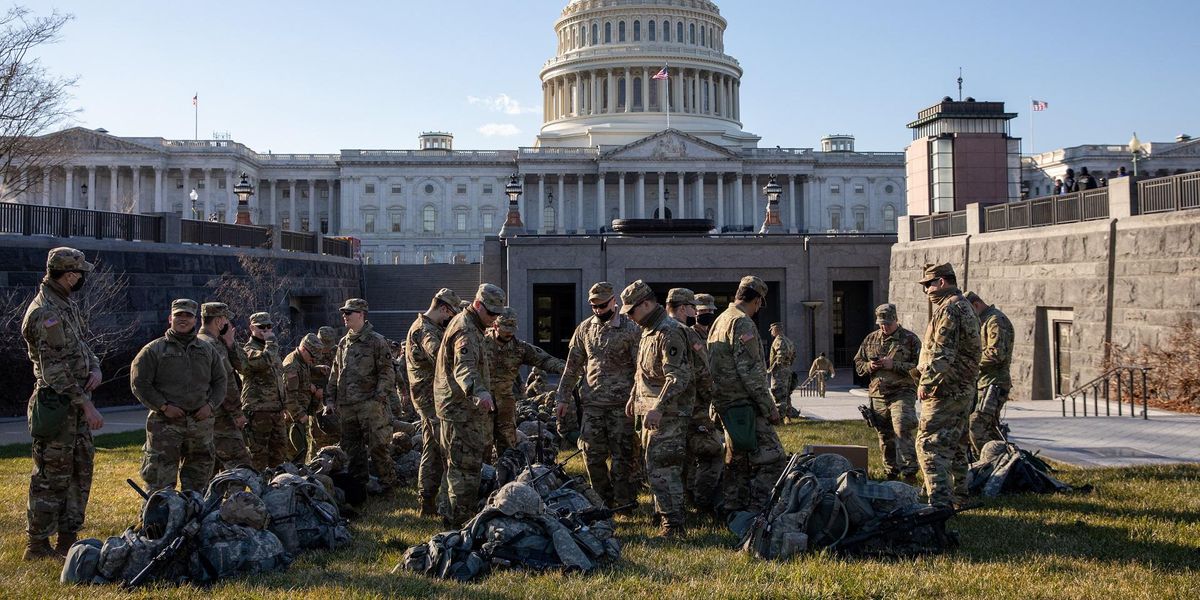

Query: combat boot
[
  {"left": 656, "top": 515, "right": 686, "bottom": 539},
  {"left": 54, "top": 531, "right": 77, "bottom": 556},
  {"left": 420, "top": 495, "right": 438, "bottom": 517},
  {"left": 23, "top": 537, "right": 61, "bottom": 561}
]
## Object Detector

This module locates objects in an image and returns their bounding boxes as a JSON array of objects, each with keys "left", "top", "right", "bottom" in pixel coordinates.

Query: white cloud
[
  {"left": 477, "top": 123, "right": 521, "bottom": 137},
  {"left": 467, "top": 93, "right": 537, "bottom": 115}
]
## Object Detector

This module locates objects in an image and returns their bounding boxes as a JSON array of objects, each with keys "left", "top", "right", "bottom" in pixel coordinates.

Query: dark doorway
[
  {"left": 1054, "top": 320, "right": 1073, "bottom": 395},
  {"left": 532, "top": 284, "right": 576, "bottom": 359},
  {"left": 832, "top": 281, "right": 873, "bottom": 385}
]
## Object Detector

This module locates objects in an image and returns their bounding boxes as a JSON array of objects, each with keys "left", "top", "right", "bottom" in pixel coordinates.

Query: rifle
[
  {"left": 737, "top": 452, "right": 802, "bottom": 549},
  {"left": 529, "top": 448, "right": 584, "bottom": 485},
  {"left": 568, "top": 502, "right": 637, "bottom": 524},
  {"left": 830, "top": 504, "right": 969, "bottom": 554},
  {"left": 127, "top": 478, "right": 150, "bottom": 501},
  {"left": 122, "top": 492, "right": 224, "bottom": 589},
  {"left": 857, "top": 404, "right": 881, "bottom": 431}
]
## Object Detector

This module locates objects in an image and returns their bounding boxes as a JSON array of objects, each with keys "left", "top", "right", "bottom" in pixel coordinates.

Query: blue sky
[{"left": 26, "top": 0, "right": 1199, "bottom": 153}]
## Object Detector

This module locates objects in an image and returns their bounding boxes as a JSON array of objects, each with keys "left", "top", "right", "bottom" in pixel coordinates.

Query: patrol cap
[
  {"left": 171, "top": 298, "right": 198, "bottom": 316},
  {"left": 694, "top": 293, "right": 718, "bottom": 312},
  {"left": 964, "top": 291, "right": 983, "bottom": 304},
  {"left": 201, "top": 302, "right": 230, "bottom": 319},
  {"left": 476, "top": 283, "right": 507, "bottom": 314},
  {"left": 770, "top": 322, "right": 783, "bottom": 329},
  {"left": 339, "top": 298, "right": 369, "bottom": 313},
  {"left": 459, "top": 300, "right": 470, "bottom": 310},
  {"left": 666, "top": 288, "right": 696, "bottom": 306},
  {"left": 619, "top": 280, "right": 654, "bottom": 314},
  {"left": 317, "top": 326, "right": 338, "bottom": 346},
  {"left": 301, "top": 333, "right": 322, "bottom": 352},
  {"left": 875, "top": 303, "right": 898, "bottom": 325},
  {"left": 918, "top": 263, "right": 956, "bottom": 285},
  {"left": 496, "top": 307, "right": 518, "bottom": 331},
  {"left": 738, "top": 275, "right": 768, "bottom": 298},
  {"left": 46, "top": 247, "right": 94, "bottom": 273},
  {"left": 249, "top": 312, "right": 273, "bottom": 326},
  {"left": 434, "top": 288, "right": 464, "bottom": 313},
  {"left": 588, "top": 282, "right": 615, "bottom": 303}
]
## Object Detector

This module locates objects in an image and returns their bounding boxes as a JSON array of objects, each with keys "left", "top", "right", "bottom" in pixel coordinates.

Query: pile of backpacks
[
  {"left": 967, "top": 440, "right": 1086, "bottom": 496},
  {"left": 61, "top": 456, "right": 352, "bottom": 588}
]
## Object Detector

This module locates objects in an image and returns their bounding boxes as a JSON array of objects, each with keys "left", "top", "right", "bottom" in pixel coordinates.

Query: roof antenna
[{"left": 957, "top": 67, "right": 963, "bottom": 101}]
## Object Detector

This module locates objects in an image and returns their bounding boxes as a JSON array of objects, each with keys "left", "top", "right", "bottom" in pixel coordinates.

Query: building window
[
  {"left": 482, "top": 184, "right": 493, "bottom": 194},
  {"left": 389, "top": 210, "right": 404, "bottom": 232},
  {"left": 691, "top": 23, "right": 696, "bottom": 44},
  {"left": 854, "top": 210, "right": 866, "bottom": 231},
  {"left": 543, "top": 206, "right": 556, "bottom": 232},
  {"left": 364, "top": 183, "right": 375, "bottom": 194},
  {"left": 633, "top": 20, "right": 640, "bottom": 41},
  {"left": 830, "top": 184, "right": 840, "bottom": 194},
  {"left": 391, "top": 184, "right": 402, "bottom": 194},
  {"left": 281, "top": 215, "right": 290, "bottom": 230},
  {"left": 883, "top": 205, "right": 896, "bottom": 233},
  {"left": 662, "top": 20, "right": 670, "bottom": 42},
  {"left": 320, "top": 217, "right": 328, "bottom": 234},
  {"left": 592, "top": 23, "right": 598, "bottom": 44},
  {"left": 455, "top": 212, "right": 467, "bottom": 231},
  {"left": 618, "top": 21, "right": 625, "bottom": 42},
  {"left": 281, "top": 189, "right": 290, "bottom": 199},
  {"left": 930, "top": 137, "right": 955, "bottom": 213},
  {"left": 648, "top": 21, "right": 656, "bottom": 41},
  {"left": 300, "top": 217, "right": 310, "bottom": 232},
  {"left": 455, "top": 184, "right": 466, "bottom": 195},
  {"left": 604, "top": 22, "right": 611, "bottom": 43},
  {"left": 885, "top": 184, "right": 895, "bottom": 194},
  {"left": 830, "top": 210, "right": 842, "bottom": 230},
  {"left": 481, "top": 210, "right": 495, "bottom": 230},
  {"left": 452, "top": 253, "right": 467, "bottom": 265},
  {"left": 425, "top": 183, "right": 435, "bottom": 195},
  {"left": 175, "top": 178, "right": 183, "bottom": 189},
  {"left": 633, "top": 77, "right": 642, "bottom": 108},
  {"left": 677, "top": 22, "right": 684, "bottom": 43},
  {"left": 854, "top": 184, "right": 865, "bottom": 194},
  {"left": 363, "top": 213, "right": 375, "bottom": 233},
  {"left": 422, "top": 206, "right": 436, "bottom": 232},
  {"left": 218, "top": 179, "right": 226, "bottom": 190},
  {"left": 197, "top": 181, "right": 206, "bottom": 190}
]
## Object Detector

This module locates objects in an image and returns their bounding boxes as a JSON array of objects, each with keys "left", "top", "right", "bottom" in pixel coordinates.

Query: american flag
[
  {"left": 652, "top": 66, "right": 669, "bottom": 80},
  {"left": 1032, "top": 99, "right": 1048, "bottom": 111},
  {"left": 192, "top": 93, "right": 198, "bottom": 107}
]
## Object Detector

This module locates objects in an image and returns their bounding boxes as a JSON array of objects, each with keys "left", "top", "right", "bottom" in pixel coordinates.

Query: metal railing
[
  {"left": 280, "top": 230, "right": 316, "bottom": 253},
  {"left": 1137, "top": 170, "right": 1200, "bottom": 214},
  {"left": 1057, "top": 366, "right": 1151, "bottom": 419},
  {"left": 911, "top": 210, "right": 967, "bottom": 240},
  {"left": 792, "top": 372, "right": 828, "bottom": 398},
  {"left": 322, "top": 236, "right": 353, "bottom": 259},
  {"left": 0, "top": 202, "right": 163, "bottom": 242},
  {"left": 984, "top": 188, "right": 1109, "bottom": 232},
  {"left": 181, "top": 219, "right": 270, "bottom": 249}
]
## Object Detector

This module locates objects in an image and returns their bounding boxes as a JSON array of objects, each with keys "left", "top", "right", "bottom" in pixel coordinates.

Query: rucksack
[
  {"left": 261, "top": 473, "right": 350, "bottom": 554},
  {"left": 734, "top": 454, "right": 851, "bottom": 559}
]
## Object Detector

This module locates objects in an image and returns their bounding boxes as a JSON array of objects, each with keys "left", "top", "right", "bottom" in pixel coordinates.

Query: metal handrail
[{"left": 1056, "top": 365, "right": 1151, "bottom": 419}]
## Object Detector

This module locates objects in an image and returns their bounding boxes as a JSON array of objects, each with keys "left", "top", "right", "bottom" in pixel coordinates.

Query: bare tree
[
  {"left": 0, "top": 6, "right": 77, "bottom": 201},
  {"left": 206, "top": 254, "right": 297, "bottom": 347}
]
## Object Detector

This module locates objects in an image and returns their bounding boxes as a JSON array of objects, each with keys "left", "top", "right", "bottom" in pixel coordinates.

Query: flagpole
[
  {"left": 1029, "top": 97, "right": 1034, "bottom": 158},
  {"left": 194, "top": 92, "right": 198, "bottom": 140},
  {"left": 665, "top": 65, "right": 670, "bottom": 131}
]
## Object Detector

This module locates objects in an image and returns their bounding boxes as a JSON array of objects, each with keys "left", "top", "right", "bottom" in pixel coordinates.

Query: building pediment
[
  {"left": 1152, "top": 138, "right": 1200, "bottom": 158},
  {"left": 46, "top": 127, "right": 162, "bottom": 154},
  {"left": 601, "top": 129, "right": 740, "bottom": 161}
]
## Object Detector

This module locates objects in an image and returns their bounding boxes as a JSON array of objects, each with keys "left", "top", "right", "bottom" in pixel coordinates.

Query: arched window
[
  {"left": 700, "top": 25, "right": 705, "bottom": 46},
  {"left": 690, "top": 23, "right": 696, "bottom": 44},
  {"left": 592, "top": 23, "right": 598, "bottom": 45},
  {"left": 649, "top": 78, "right": 658, "bottom": 110},
  {"left": 677, "top": 22, "right": 684, "bottom": 43},
  {"left": 883, "top": 205, "right": 896, "bottom": 232},
  {"left": 648, "top": 21, "right": 655, "bottom": 41},
  {"left": 662, "top": 20, "right": 670, "bottom": 42},
  {"left": 422, "top": 206, "right": 437, "bottom": 232},
  {"left": 633, "top": 77, "right": 642, "bottom": 109},
  {"left": 618, "top": 21, "right": 625, "bottom": 42},
  {"left": 580, "top": 25, "right": 586, "bottom": 48},
  {"left": 710, "top": 27, "right": 715, "bottom": 48},
  {"left": 633, "top": 20, "right": 640, "bottom": 41},
  {"left": 618, "top": 78, "right": 626, "bottom": 109},
  {"left": 604, "top": 22, "right": 611, "bottom": 43}
]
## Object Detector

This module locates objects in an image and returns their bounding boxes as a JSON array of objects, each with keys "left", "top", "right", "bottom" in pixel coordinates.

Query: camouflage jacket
[
  {"left": 240, "top": 336, "right": 290, "bottom": 414},
  {"left": 198, "top": 331, "right": 247, "bottom": 420},
  {"left": 283, "top": 348, "right": 319, "bottom": 417},
  {"left": 684, "top": 325, "right": 715, "bottom": 418},
  {"left": 631, "top": 307, "right": 693, "bottom": 417},
  {"left": 21, "top": 277, "right": 98, "bottom": 406},
  {"left": 918, "top": 287, "right": 982, "bottom": 399},
  {"left": 406, "top": 313, "right": 445, "bottom": 412},
  {"left": 977, "top": 305, "right": 1014, "bottom": 389},
  {"left": 433, "top": 308, "right": 491, "bottom": 423},
  {"left": 768, "top": 335, "right": 796, "bottom": 374},
  {"left": 131, "top": 330, "right": 227, "bottom": 413},
  {"left": 707, "top": 304, "right": 774, "bottom": 416},
  {"left": 809, "top": 356, "right": 834, "bottom": 378},
  {"left": 486, "top": 331, "right": 565, "bottom": 403},
  {"left": 557, "top": 313, "right": 640, "bottom": 408},
  {"left": 853, "top": 326, "right": 921, "bottom": 399},
  {"left": 327, "top": 321, "right": 394, "bottom": 407}
]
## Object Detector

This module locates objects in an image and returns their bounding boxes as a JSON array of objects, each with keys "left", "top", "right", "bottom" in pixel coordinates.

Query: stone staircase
[{"left": 361, "top": 264, "right": 481, "bottom": 341}]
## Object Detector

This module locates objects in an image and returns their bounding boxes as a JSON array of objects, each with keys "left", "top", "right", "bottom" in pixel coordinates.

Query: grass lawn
[{"left": 1, "top": 421, "right": 1197, "bottom": 599}]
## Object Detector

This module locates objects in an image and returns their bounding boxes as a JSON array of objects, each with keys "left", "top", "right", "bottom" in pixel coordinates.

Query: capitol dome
[{"left": 536, "top": 0, "right": 760, "bottom": 149}]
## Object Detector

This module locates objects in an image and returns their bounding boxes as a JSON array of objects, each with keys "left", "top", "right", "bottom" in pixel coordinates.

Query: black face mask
[
  {"left": 70, "top": 272, "right": 86, "bottom": 292},
  {"left": 697, "top": 313, "right": 717, "bottom": 327},
  {"left": 684, "top": 315, "right": 697, "bottom": 327},
  {"left": 219, "top": 323, "right": 230, "bottom": 336},
  {"left": 595, "top": 309, "right": 615, "bottom": 322}
]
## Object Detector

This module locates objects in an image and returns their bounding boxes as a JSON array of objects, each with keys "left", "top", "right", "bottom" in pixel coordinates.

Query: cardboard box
[{"left": 803, "top": 444, "right": 869, "bottom": 471}]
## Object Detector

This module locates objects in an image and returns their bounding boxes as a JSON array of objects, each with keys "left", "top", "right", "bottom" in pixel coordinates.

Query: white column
[
  {"left": 537, "top": 174, "right": 545, "bottom": 234},
  {"left": 637, "top": 172, "right": 646, "bottom": 218},
  {"left": 133, "top": 166, "right": 143, "bottom": 213},
  {"left": 751, "top": 174, "right": 761, "bottom": 228},
  {"left": 154, "top": 167, "right": 164, "bottom": 212},
  {"left": 575, "top": 175, "right": 583, "bottom": 232},
  {"left": 692, "top": 71, "right": 700, "bottom": 114},
  {"left": 595, "top": 172, "right": 605, "bottom": 231},
  {"left": 590, "top": 71, "right": 597, "bottom": 116},
  {"left": 224, "top": 170, "right": 235, "bottom": 222},
  {"left": 607, "top": 70, "right": 615, "bottom": 113},
  {"left": 182, "top": 169, "right": 191, "bottom": 217},
  {"left": 86, "top": 166, "right": 96, "bottom": 211},
  {"left": 617, "top": 172, "right": 626, "bottom": 219},
  {"left": 641, "top": 67, "right": 649, "bottom": 111},
  {"left": 309, "top": 180, "right": 317, "bottom": 231},
  {"left": 623, "top": 68, "right": 631, "bottom": 113},
  {"left": 734, "top": 173, "right": 743, "bottom": 227},
  {"left": 376, "top": 177, "right": 387, "bottom": 235},
  {"left": 287, "top": 179, "right": 297, "bottom": 230},
  {"left": 201, "top": 168, "right": 213, "bottom": 218},
  {"left": 695, "top": 172, "right": 703, "bottom": 217},
  {"left": 716, "top": 173, "right": 725, "bottom": 231},
  {"left": 40, "top": 168, "right": 50, "bottom": 206},
  {"left": 557, "top": 174, "right": 565, "bottom": 233},
  {"left": 657, "top": 172, "right": 665, "bottom": 219},
  {"left": 788, "top": 174, "right": 797, "bottom": 233},
  {"left": 270, "top": 179, "right": 279, "bottom": 226},
  {"left": 63, "top": 167, "right": 74, "bottom": 208},
  {"left": 677, "top": 172, "right": 685, "bottom": 218},
  {"left": 108, "top": 166, "right": 119, "bottom": 212},
  {"left": 326, "top": 178, "right": 336, "bottom": 234}
]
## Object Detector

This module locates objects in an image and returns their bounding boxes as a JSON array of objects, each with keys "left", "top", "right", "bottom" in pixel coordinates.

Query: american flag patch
[{"left": 44, "top": 317, "right": 59, "bottom": 327}]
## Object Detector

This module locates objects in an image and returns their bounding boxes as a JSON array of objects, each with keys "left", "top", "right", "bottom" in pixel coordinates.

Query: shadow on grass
[{"left": 0, "top": 429, "right": 145, "bottom": 459}]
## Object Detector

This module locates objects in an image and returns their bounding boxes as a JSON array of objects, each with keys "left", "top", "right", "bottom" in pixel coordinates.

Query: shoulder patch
[
  {"left": 669, "top": 346, "right": 679, "bottom": 357},
  {"left": 693, "top": 342, "right": 703, "bottom": 352},
  {"left": 43, "top": 317, "right": 60, "bottom": 328},
  {"left": 739, "top": 332, "right": 755, "bottom": 343}
]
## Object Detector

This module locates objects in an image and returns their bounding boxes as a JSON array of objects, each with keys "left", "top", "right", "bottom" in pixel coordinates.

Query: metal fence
[
  {"left": 984, "top": 188, "right": 1109, "bottom": 232},
  {"left": 323, "top": 237, "right": 353, "bottom": 259},
  {"left": 0, "top": 203, "right": 163, "bottom": 242},
  {"left": 911, "top": 210, "right": 966, "bottom": 240},
  {"left": 281, "top": 230, "right": 316, "bottom": 253},
  {"left": 181, "top": 219, "right": 271, "bottom": 249},
  {"left": 1137, "top": 170, "right": 1200, "bottom": 214}
]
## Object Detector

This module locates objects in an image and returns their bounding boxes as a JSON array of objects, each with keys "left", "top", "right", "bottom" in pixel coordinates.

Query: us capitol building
[{"left": 18, "top": 0, "right": 906, "bottom": 264}]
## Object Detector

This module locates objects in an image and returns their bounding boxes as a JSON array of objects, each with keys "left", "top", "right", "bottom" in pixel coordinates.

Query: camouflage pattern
[
  {"left": 683, "top": 325, "right": 722, "bottom": 510},
  {"left": 768, "top": 332, "right": 796, "bottom": 413},
  {"left": 854, "top": 326, "right": 921, "bottom": 478},
  {"left": 326, "top": 321, "right": 396, "bottom": 488},
  {"left": 434, "top": 306, "right": 494, "bottom": 526},
  {"left": 131, "top": 329, "right": 226, "bottom": 492},
  {"left": 556, "top": 311, "right": 640, "bottom": 507},
  {"left": 631, "top": 305, "right": 693, "bottom": 525},
  {"left": 970, "top": 304, "right": 1014, "bottom": 451},
  {"left": 283, "top": 347, "right": 319, "bottom": 462},
  {"left": 486, "top": 330, "right": 565, "bottom": 454},
  {"left": 241, "top": 336, "right": 295, "bottom": 471},
  {"left": 406, "top": 312, "right": 447, "bottom": 500},
  {"left": 707, "top": 302, "right": 785, "bottom": 513},
  {"left": 22, "top": 277, "right": 99, "bottom": 407},
  {"left": 198, "top": 331, "right": 252, "bottom": 471},
  {"left": 916, "top": 286, "right": 982, "bottom": 507},
  {"left": 809, "top": 355, "right": 834, "bottom": 397}
]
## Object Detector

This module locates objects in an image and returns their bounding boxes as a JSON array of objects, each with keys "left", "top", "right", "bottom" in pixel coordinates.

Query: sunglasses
[
  {"left": 484, "top": 307, "right": 502, "bottom": 317},
  {"left": 341, "top": 310, "right": 361, "bottom": 315},
  {"left": 590, "top": 302, "right": 609, "bottom": 309},
  {"left": 256, "top": 324, "right": 273, "bottom": 330},
  {"left": 922, "top": 278, "right": 942, "bottom": 290}
]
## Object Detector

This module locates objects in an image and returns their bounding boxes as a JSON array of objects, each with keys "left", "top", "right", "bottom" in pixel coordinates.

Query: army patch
[
  {"left": 43, "top": 317, "right": 59, "bottom": 328},
  {"left": 693, "top": 343, "right": 703, "bottom": 352},
  {"left": 739, "top": 333, "right": 755, "bottom": 343},
  {"left": 669, "top": 346, "right": 678, "bottom": 357}
]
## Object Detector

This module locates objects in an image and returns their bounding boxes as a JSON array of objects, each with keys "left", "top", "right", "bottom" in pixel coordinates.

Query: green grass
[{"left": 1, "top": 421, "right": 1197, "bottom": 599}]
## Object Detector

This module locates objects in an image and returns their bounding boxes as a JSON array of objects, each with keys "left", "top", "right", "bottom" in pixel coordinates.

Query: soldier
[
  {"left": 406, "top": 287, "right": 462, "bottom": 516},
  {"left": 327, "top": 298, "right": 397, "bottom": 496},
  {"left": 130, "top": 299, "right": 227, "bottom": 492},
  {"left": 310, "top": 326, "right": 340, "bottom": 450},
  {"left": 283, "top": 333, "right": 325, "bottom": 463},
  {"left": 685, "top": 292, "right": 724, "bottom": 513},
  {"left": 486, "top": 307, "right": 565, "bottom": 456},
  {"left": 853, "top": 303, "right": 921, "bottom": 483},
  {"left": 391, "top": 340, "right": 415, "bottom": 422},
  {"left": 434, "top": 283, "right": 505, "bottom": 527},
  {"left": 555, "top": 282, "right": 641, "bottom": 509},
  {"left": 915, "top": 263, "right": 981, "bottom": 508},
  {"left": 768, "top": 322, "right": 798, "bottom": 418},
  {"left": 240, "top": 312, "right": 302, "bottom": 471},
  {"left": 196, "top": 302, "right": 252, "bottom": 472},
  {"left": 21, "top": 247, "right": 104, "bottom": 560},
  {"left": 625, "top": 283, "right": 694, "bottom": 536},
  {"left": 707, "top": 276, "right": 785, "bottom": 514},
  {"left": 808, "top": 352, "right": 835, "bottom": 397},
  {"left": 965, "top": 291, "right": 1014, "bottom": 452}
]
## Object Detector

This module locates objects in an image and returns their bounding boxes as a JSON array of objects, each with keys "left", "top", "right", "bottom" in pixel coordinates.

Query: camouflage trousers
[
  {"left": 438, "top": 416, "right": 490, "bottom": 527},
  {"left": 340, "top": 400, "right": 396, "bottom": 488},
  {"left": 722, "top": 414, "right": 786, "bottom": 514},
  {"left": 490, "top": 393, "right": 519, "bottom": 456},
  {"left": 141, "top": 411, "right": 214, "bottom": 493},
  {"left": 27, "top": 402, "right": 93, "bottom": 541},
  {"left": 871, "top": 394, "right": 919, "bottom": 478},
  {"left": 212, "top": 411, "right": 252, "bottom": 472},
  {"left": 969, "top": 385, "right": 1010, "bottom": 453},
  {"left": 769, "top": 368, "right": 793, "bottom": 413},
  {"left": 415, "top": 402, "right": 443, "bottom": 500},
  {"left": 916, "top": 394, "right": 971, "bottom": 508},
  {"left": 684, "top": 417, "right": 724, "bottom": 511},
  {"left": 245, "top": 410, "right": 289, "bottom": 472},
  {"left": 579, "top": 405, "right": 638, "bottom": 507},
  {"left": 640, "top": 413, "right": 687, "bottom": 523}
]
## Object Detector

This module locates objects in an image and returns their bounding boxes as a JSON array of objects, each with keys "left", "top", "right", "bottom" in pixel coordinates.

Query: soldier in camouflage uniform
[
  {"left": 707, "top": 276, "right": 785, "bottom": 514},
  {"left": 625, "top": 283, "right": 695, "bottom": 536},
  {"left": 684, "top": 292, "right": 724, "bottom": 513},
  {"left": 486, "top": 307, "right": 565, "bottom": 456},
  {"left": 240, "top": 312, "right": 303, "bottom": 471},
  {"left": 197, "top": 302, "right": 253, "bottom": 472},
  {"left": 406, "top": 287, "right": 462, "bottom": 516},
  {"left": 327, "top": 298, "right": 397, "bottom": 495},
  {"left": 853, "top": 303, "right": 921, "bottom": 482},
  {"left": 309, "top": 326, "right": 340, "bottom": 450},
  {"left": 768, "top": 323, "right": 798, "bottom": 418},
  {"left": 131, "top": 299, "right": 227, "bottom": 493},
  {"left": 391, "top": 340, "right": 415, "bottom": 421},
  {"left": 915, "top": 263, "right": 981, "bottom": 508},
  {"left": 555, "top": 282, "right": 641, "bottom": 509},
  {"left": 965, "top": 291, "right": 1014, "bottom": 452},
  {"left": 434, "top": 284, "right": 504, "bottom": 527},
  {"left": 21, "top": 247, "right": 105, "bottom": 560},
  {"left": 283, "top": 334, "right": 324, "bottom": 463},
  {"left": 808, "top": 352, "right": 834, "bottom": 397}
]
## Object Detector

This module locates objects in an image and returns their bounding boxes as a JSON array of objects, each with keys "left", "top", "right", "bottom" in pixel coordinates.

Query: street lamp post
[
  {"left": 1128, "top": 132, "right": 1144, "bottom": 177},
  {"left": 547, "top": 190, "right": 554, "bottom": 233},
  {"left": 189, "top": 188, "right": 199, "bottom": 219},
  {"left": 233, "top": 172, "right": 255, "bottom": 225},
  {"left": 499, "top": 173, "right": 525, "bottom": 237},
  {"left": 759, "top": 174, "right": 784, "bottom": 234}
]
